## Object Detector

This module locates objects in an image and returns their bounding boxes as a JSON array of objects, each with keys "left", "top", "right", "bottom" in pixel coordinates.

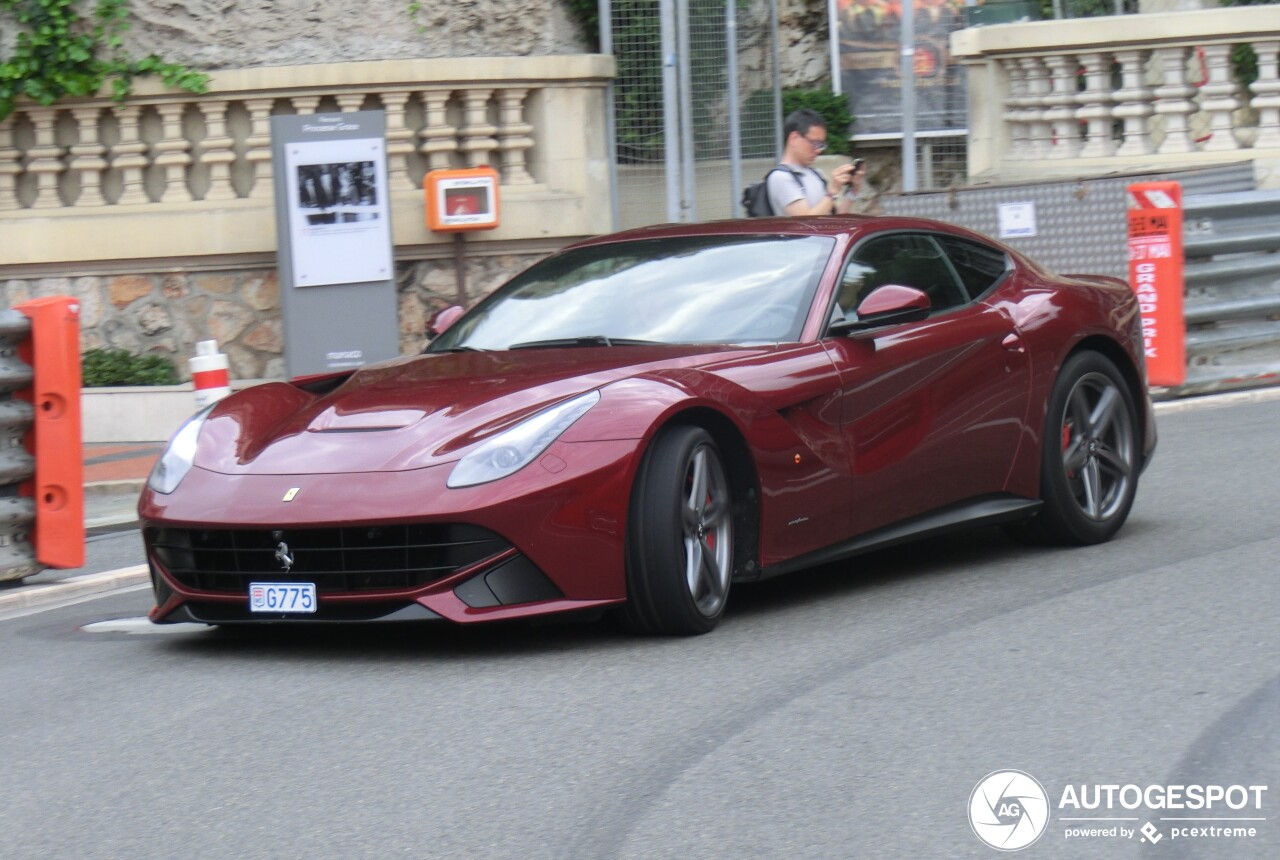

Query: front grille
[{"left": 147, "top": 523, "right": 511, "bottom": 594}]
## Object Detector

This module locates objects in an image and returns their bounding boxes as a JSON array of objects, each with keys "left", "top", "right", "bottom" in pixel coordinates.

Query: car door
[{"left": 820, "top": 231, "right": 1031, "bottom": 537}]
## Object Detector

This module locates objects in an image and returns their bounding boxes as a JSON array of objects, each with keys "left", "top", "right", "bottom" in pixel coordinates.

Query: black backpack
[{"left": 741, "top": 166, "right": 815, "bottom": 217}]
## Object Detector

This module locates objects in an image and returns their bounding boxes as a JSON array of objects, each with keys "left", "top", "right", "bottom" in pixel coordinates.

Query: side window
[
  {"left": 832, "top": 259, "right": 877, "bottom": 322},
  {"left": 835, "top": 233, "right": 967, "bottom": 320},
  {"left": 934, "top": 234, "right": 1011, "bottom": 300}
]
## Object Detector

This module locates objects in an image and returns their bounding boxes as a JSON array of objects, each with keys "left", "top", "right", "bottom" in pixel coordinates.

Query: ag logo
[{"left": 969, "top": 770, "right": 1050, "bottom": 851}]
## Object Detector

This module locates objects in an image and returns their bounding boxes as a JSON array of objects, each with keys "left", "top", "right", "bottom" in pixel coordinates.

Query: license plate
[{"left": 249, "top": 582, "right": 317, "bottom": 614}]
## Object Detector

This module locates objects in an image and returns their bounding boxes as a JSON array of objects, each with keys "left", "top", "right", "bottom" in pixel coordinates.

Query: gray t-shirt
[{"left": 766, "top": 165, "right": 826, "bottom": 215}]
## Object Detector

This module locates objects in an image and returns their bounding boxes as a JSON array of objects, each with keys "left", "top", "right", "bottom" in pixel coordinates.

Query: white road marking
[{"left": 81, "top": 616, "right": 211, "bottom": 635}]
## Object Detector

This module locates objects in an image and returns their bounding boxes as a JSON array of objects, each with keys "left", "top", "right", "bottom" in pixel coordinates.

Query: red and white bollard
[{"left": 189, "top": 340, "right": 231, "bottom": 408}]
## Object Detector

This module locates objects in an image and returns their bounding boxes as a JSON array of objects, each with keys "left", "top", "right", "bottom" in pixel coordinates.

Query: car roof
[{"left": 566, "top": 215, "right": 1003, "bottom": 251}]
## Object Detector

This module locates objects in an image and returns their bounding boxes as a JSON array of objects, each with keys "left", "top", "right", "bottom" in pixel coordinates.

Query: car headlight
[
  {"left": 447, "top": 390, "right": 600, "bottom": 488},
  {"left": 147, "top": 405, "right": 215, "bottom": 495}
]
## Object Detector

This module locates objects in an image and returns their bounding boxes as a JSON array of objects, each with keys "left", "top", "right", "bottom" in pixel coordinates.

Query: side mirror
[
  {"left": 829, "top": 284, "right": 931, "bottom": 334},
  {"left": 426, "top": 305, "right": 465, "bottom": 339}
]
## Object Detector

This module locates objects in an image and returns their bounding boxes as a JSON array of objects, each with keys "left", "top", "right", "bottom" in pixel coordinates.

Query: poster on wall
[
  {"left": 835, "top": 0, "right": 968, "bottom": 137},
  {"left": 284, "top": 138, "right": 392, "bottom": 287}
]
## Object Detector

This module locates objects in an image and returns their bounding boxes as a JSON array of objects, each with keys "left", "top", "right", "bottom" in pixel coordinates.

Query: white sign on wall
[
  {"left": 284, "top": 137, "right": 393, "bottom": 287},
  {"left": 997, "top": 201, "right": 1038, "bottom": 239}
]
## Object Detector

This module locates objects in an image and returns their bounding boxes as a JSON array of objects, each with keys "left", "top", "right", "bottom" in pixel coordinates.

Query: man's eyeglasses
[{"left": 803, "top": 136, "right": 828, "bottom": 152}]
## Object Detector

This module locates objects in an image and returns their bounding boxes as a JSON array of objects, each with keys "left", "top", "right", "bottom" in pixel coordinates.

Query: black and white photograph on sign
[
  {"left": 284, "top": 138, "right": 392, "bottom": 287},
  {"left": 297, "top": 162, "right": 379, "bottom": 225}
]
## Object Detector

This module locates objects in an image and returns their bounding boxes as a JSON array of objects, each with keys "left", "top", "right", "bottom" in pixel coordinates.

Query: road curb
[
  {"left": 86, "top": 479, "right": 144, "bottom": 497},
  {"left": 0, "top": 565, "right": 150, "bottom": 614},
  {"left": 1153, "top": 384, "right": 1280, "bottom": 415}
]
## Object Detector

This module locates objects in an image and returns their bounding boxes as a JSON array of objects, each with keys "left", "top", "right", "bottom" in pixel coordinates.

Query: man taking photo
[{"left": 766, "top": 108, "right": 864, "bottom": 216}]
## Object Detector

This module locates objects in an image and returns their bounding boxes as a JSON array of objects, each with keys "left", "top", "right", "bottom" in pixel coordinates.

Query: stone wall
[
  {"left": 119, "top": 0, "right": 588, "bottom": 69},
  {"left": 0, "top": 251, "right": 550, "bottom": 382},
  {"left": 114, "top": 0, "right": 828, "bottom": 88},
  {"left": 778, "top": 0, "right": 836, "bottom": 88}
]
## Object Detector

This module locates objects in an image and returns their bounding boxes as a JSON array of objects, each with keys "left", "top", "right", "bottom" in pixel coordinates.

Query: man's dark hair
[{"left": 783, "top": 108, "right": 827, "bottom": 142}]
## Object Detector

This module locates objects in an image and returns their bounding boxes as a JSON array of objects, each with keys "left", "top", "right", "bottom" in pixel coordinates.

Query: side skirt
[{"left": 753, "top": 494, "right": 1042, "bottom": 581}]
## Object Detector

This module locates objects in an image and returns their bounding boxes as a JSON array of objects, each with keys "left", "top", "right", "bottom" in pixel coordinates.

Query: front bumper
[{"left": 142, "top": 439, "right": 637, "bottom": 624}]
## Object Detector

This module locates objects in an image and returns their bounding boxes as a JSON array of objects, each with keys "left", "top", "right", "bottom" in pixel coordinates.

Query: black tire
[
  {"left": 622, "top": 426, "right": 735, "bottom": 635},
  {"left": 1019, "top": 351, "right": 1141, "bottom": 545}
]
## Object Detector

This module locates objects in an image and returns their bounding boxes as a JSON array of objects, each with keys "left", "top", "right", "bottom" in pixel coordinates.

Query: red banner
[{"left": 1127, "top": 182, "right": 1185, "bottom": 387}]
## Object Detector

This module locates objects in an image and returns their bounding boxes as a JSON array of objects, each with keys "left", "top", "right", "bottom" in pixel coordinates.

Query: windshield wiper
[{"left": 509, "top": 336, "right": 658, "bottom": 350}]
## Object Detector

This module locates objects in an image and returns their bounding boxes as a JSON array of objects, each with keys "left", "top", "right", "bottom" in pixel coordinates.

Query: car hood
[{"left": 192, "top": 345, "right": 768, "bottom": 475}]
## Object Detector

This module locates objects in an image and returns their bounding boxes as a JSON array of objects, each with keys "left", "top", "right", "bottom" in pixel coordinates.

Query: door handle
[{"left": 1001, "top": 332, "right": 1025, "bottom": 353}]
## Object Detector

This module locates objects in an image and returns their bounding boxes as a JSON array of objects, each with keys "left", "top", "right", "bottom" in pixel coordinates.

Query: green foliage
[
  {"left": 1214, "top": 0, "right": 1276, "bottom": 87},
  {"left": 564, "top": 0, "right": 599, "bottom": 50},
  {"left": 81, "top": 348, "right": 179, "bottom": 386},
  {"left": 1232, "top": 43, "right": 1258, "bottom": 88},
  {"left": 0, "top": 0, "right": 209, "bottom": 120},
  {"left": 741, "top": 86, "right": 856, "bottom": 158},
  {"left": 783, "top": 87, "right": 854, "bottom": 155}
]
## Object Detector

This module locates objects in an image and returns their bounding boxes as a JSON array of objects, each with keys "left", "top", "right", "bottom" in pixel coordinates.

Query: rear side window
[{"left": 934, "top": 234, "right": 1011, "bottom": 299}]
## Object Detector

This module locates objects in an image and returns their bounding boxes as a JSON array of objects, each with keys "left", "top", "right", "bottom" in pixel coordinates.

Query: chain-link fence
[
  {"left": 915, "top": 133, "right": 967, "bottom": 190},
  {"left": 604, "top": 0, "right": 781, "bottom": 229},
  {"left": 1056, "top": 0, "right": 1139, "bottom": 17}
]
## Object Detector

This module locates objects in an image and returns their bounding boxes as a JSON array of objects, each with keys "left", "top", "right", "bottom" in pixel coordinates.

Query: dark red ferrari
[{"left": 142, "top": 216, "right": 1156, "bottom": 634}]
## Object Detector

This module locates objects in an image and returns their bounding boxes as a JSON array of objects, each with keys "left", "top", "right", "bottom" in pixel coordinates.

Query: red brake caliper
[
  {"left": 1062, "top": 422, "right": 1075, "bottom": 478},
  {"left": 704, "top": 490, "right": 716, "bottom": 549}
]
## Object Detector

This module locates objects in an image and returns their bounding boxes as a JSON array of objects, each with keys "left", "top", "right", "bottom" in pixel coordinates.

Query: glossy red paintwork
[{"left": 141, "top": 215, "right": 1156, "bottom": 625}]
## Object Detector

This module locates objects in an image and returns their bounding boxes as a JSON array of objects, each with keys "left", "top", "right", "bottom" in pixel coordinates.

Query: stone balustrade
[
  {"left": 951, "top": 9, "right": 1280, "bottom": 185},
  {"left": 1, "top": 56, "right": 615, "bottom": 268}
]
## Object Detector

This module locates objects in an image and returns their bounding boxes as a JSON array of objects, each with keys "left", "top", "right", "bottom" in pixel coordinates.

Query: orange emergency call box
[{"left": 425, "top": 166, "right": 500, "bottom": 232}]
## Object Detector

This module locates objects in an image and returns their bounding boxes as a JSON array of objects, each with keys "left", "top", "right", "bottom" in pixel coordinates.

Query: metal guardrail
[
  {"left": 1179, "top": 189, "right": 1280, "bottom": 394},
  {"left": 0, "top": 311, "right": 40, "bottom": 580}
]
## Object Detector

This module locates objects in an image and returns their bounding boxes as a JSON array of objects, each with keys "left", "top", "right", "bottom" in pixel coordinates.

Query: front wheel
[
  {"left": 622, "top": 426, "right": 734, "bottom": 635},
  {"left": 1025, "top": 351, "right": 1141, "bottom": 545}
]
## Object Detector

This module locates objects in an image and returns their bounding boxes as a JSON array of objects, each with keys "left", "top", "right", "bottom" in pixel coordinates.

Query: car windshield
[{"left": 429, "top": 234, "right": 835, "bottom": 351}]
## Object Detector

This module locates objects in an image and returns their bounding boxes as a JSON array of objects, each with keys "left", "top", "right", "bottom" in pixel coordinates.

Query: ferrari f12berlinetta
[{"left": 142, "top": 216, "right": 1156, "bottom": 634}]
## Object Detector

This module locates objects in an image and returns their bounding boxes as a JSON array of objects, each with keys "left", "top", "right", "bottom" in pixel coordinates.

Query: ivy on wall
[
  {"left": 1218, "top": 0, "right": 1276, "bottom": 87},
  {"left": 0, "top": 0, "right": 208, "bottom": 120}
]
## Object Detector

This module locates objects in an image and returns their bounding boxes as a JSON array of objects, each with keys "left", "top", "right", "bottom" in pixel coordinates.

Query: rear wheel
[
  {"left": 1022, "top": 351, "right": 1140, "bottom": 545},
  {"left": 622, "top": 426, "right": 734, "bottom": 635}
]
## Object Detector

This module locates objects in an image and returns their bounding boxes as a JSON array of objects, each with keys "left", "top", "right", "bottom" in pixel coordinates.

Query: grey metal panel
[
  {"left": 270, "top": 111, "right": 400, "bottom": 379},
  {"left": 885, "top": 176, "right": 1132, "bottom": 279},
  {"left": 884, "top": 162, "right": 1260, "bottom": 281}
]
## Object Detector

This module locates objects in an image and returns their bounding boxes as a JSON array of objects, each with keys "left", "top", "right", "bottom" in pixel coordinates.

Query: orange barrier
[
  {"left": 15, "top": 297, "right": 84, "bottom": 569},
  {"left": 1127, "top": 182, "right": 1186, "bottom": 388}
]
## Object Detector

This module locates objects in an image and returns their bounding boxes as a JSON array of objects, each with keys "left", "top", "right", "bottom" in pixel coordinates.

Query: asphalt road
[{"left": 1, "top": 396, "right": 1276, "bottom": 859}]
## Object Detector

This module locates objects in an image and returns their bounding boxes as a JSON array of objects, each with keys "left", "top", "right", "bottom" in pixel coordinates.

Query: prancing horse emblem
[{"left": 275, "top": 541, "right": 294, "bottom": 573}]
